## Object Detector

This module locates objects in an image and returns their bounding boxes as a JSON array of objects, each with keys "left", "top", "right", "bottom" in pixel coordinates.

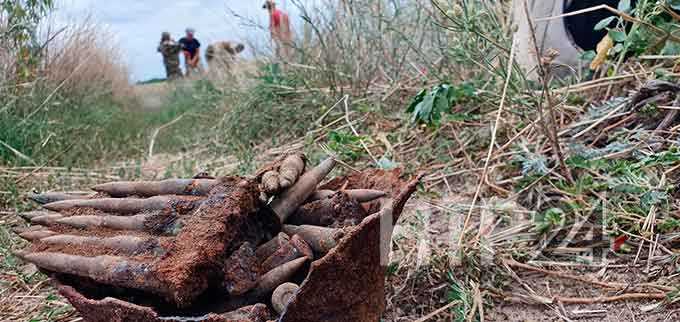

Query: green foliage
[
  {"left": 257, "top": 63, "right": 302, "bottom": 87},
  {"left": 447, "top": 111, "right": 480, "bottom": 122},
  {"left": 661, "top": 40, "right": 680, "bottom": 55},
  {"left": 0, "top": 81, "right": 222, "bottom": 167},
  {"left": 514, "top": 151, "right": 549, "bottom": 176},
  {"left": 258, "top": 63, "right": 284, "bottom": 85},
  {"left": 446, "top": 274, "right": 478, "bottom": 322},
  {"left": 136, "top": 78, "right": 167, "bottom": 85},
  {"left": 595, "top": 17, "right": 617, "bottom": 31},
  {"left": 640, "top": 190, "right": 668, "bottom": 212},
  {"left": 219, "top": 81, "right": 319, "bottom": 156},
  {"left": 550, "top": 141, "right": 680, "bottom": 232},
  {"left": 385, "top": 262, "right": 399, "bottom": 276},
  {"left": 638, "top": 148, "right": 680, "bottom": 167},
  {"left": 618, "top": 0, "right": 632, "bottom": 12},
  {"left": 326, "top": 130, "right": 366, "bottom": 161},
  {"left": 590, "top": 0, "right": 680, "bottom": 70},
  {"left": 1, "top": 0, "right": 53, "bottom": 44},
  {"left": 580, "top": 50, "right": 597, "bottom": 62},
  {"left": 1, "top": 0, "right": 53, "bottom": 80},
  {"left": 659, "top": 218, "right": 680, "bottom": 233},
  {"left": 406, "top": 83, "right": 475, "bottom": 126},
  {"left": 566, "top": 155, "right": 607, "bottom": 170},
  {"left": 534, "top": 208, "right": 565, "bottom": 233}
]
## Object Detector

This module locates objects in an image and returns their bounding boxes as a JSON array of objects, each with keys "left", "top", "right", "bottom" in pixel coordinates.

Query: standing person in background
[
  {"left": 157, "top": 32, "right": 182, "bottom": 80},
  {"left": 263, "top": 1, "right": 292, "bottom": 60},
  {"left": 179, "top": 28, "right": 201, "bottom": 76}
]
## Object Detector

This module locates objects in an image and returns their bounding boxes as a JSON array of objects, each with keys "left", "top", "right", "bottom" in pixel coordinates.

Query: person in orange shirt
[{"left": 263, "top": 1, "right": 292, "bottom": 60}]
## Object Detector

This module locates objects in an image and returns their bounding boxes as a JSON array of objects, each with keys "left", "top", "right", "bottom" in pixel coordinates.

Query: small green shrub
[{"left": 406, "top": 82, "right": 475, "bottom": 126}]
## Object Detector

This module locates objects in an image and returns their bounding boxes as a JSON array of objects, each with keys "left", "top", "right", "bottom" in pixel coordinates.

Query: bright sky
[{"left": 53, "top": 0, "right": 319, "bottom": 81}]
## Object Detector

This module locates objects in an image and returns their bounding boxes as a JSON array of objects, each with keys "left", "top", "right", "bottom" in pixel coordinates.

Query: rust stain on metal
[{"left": 17, "top": 161, "right": 420, "bottom": 322}]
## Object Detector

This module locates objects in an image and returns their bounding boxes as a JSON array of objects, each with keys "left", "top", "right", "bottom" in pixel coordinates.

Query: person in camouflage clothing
[{"left": 157, "top": 32, "right": 182, "bottom": 80}]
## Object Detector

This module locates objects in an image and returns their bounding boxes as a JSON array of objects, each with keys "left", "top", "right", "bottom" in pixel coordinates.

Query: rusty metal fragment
[
  {"left": 279, "top": 172, "right": 419, "bottom": 322},
  {"left": 288, "top": 191, "right": 367, "bottom": 227},
  {"left": 151, "top": 179, "right": 265, "bottom": 306},
  {"left": 58, "top": 285, "right": 272, "bottom": 322},
  {"left": 223, "top": 242, "right": 260, "bottom": 296},
  {"left": 260, "top": 238, "right": 304, "bottom": 273},
  {"left": 15, "top": 161, "right": 420, "bottom": 322},
  {"left": 278, "top": 207, "right": 387, "bottom": 322}
]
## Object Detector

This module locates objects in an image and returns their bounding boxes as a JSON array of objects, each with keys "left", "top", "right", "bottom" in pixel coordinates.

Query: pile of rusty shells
[{"left": 14, "top": 154, "right": 420, "bottom": 322}]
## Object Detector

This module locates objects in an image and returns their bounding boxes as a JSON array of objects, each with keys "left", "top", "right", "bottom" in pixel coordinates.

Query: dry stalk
[
  {"left": 412, "top": 301, "right": 459, "bottom": 322},
  {"left": 505, "top": 259, "right": 675, "bottom": 292},
  {"left": 500, "top": 291, "right": 668, "bottom": 305},
  {"left": 341, "top": 95, "right": 379, "bottom": 165},
  {"left": 522, "top": 0, "right": 574, "bottom": 185},
  {"left": 458, "top": 34, "right": 517, "bottom": 247},
  {"left": 148, "top": 113, "right": 186, "bottom": 159}
]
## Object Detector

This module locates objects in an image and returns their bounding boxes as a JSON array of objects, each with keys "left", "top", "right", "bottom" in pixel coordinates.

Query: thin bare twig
[
  {"left": 505, "top": 259, "right": 675, "bottom": 292},
  {"left": 148, "top": 113, "right": 186, "bottom": 159},
  {"left": 0, "top": 139, "right": 35, "bottom": 165},
  {"left": 413, "top": 301, "right": 459, "bottom": 322},
  {"left": 458, "top": 35, "right": 517, "bottom": 246},
  {"left": 342, "top": 95, "right": 379, "bottom": 165},
  {"left": 523, "top": 0, "right": 574, "bottom": 184}
]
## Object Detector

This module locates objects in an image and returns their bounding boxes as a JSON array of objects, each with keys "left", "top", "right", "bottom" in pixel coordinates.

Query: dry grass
[
  {"left": 0, "top": 17, "right": 27, "bottom": 92},
  {"left": 0, "top": 25, "right": 16, "bottom": 88},
  {"left": 42, "top": 17, "right": 133, "bottom": 101},
  {"left": 228, "top": 0, "right": 457, "bottom": 96},
  {"left": 1, "top": 14, "right": 133, "bottom": 102}
]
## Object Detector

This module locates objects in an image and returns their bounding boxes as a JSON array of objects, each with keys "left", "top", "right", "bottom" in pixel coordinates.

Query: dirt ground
[
  {"left": 2, "top": 124, "right": 679, "bottom": 322},
  {"left": 382, "top": 187, "right": 680, "bottom": 321}
]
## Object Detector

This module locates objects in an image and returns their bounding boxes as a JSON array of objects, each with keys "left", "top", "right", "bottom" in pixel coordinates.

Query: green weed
[
  {"left": 0, "top": 80, "right": 223, "bottom": 168},
  {"left": 447, "top": 274, "right": 479, "bottom": 322},
  {"left": 326, "top": 130, "right": 366, "bottom": 161},
  {"left": 406, "top": 83, "right": 476, "bottom": 126}
]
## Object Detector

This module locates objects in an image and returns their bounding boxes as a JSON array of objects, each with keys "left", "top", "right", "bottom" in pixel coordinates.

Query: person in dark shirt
[{"left": 179, "top": 28, "right": 201, "bottom": 76}]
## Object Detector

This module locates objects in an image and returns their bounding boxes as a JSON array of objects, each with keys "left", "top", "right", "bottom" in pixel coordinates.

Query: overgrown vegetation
[
  {"left": 2, "top": 0, "right": 680, "bottom": 321},
  {"left": 1, "top": 4, "right": 138, "bottom": 168},
  {"left": 0, "top": 81, "right": 223, "bottom": 168}
]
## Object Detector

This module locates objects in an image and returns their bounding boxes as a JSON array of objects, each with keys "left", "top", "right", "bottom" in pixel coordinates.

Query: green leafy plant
[
  {"left": 1, "top": 0, "right": 53, "bottom": 44},
  {"left": 591, "top": 0, "right": 680, "bottom": 73},
  {"left": 326, "top": 130, "right": 366, "bottom": 161},
  {"left": 406, "top": 83, "right": 475, "bottom": 126},
  {"left": 659, "top": 218, "right": 680, "bottom": 233},
  {"left": 593, "top": 1, "right": 632, "bottom": 56},
  {"left": 1, "top": 0, "right": 53, "bottom": 80},
  {"left": 640, "top": 190, "right": 669, "bottom": 213},
  {"left": 446, "top": 275, "right": 478, "bottom": 322},
  {"left": 534, "top": 208, "right": 565, "bottom": 234},
  {"left": 514, "top": 151, "right": 549, "bottom": 176},
  {"left": 258, "top": 63, "right": 283, "bottom": 85},
  {"left": 257, "top": 63, "right": 302, "bottom": 87}
]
